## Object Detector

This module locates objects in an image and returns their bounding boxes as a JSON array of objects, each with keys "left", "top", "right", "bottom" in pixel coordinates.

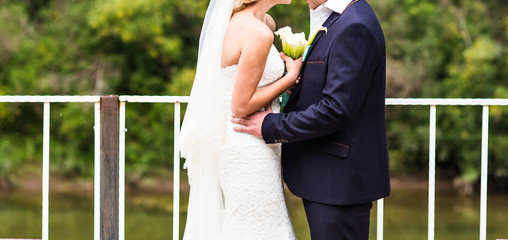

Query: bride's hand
[{"left": 280, "top": 52, "right": 303, "bottom": 82}]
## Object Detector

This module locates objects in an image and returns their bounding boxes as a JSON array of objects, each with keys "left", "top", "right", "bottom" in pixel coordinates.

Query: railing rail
[{"left": 1, "top": 96, "right": 507, "bottom": 240}]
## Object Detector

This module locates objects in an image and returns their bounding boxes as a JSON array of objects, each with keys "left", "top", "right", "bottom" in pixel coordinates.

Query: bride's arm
[{"left": 231, "top": 29, "right": 302, "bottom": 118}]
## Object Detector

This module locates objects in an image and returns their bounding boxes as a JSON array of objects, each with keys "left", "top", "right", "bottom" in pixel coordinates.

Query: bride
[{"left": 178, "top": 0, "right": 302, "bottom": 239}]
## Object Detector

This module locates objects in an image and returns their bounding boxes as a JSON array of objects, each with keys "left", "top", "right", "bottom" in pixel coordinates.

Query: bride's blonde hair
[{"left": 232, "top": 0, "right": 258, "bottom": 14}]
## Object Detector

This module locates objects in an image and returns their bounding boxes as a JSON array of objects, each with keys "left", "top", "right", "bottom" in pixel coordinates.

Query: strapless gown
[{"left": 218, "top": 45, "right": 296, "bottom": 240}]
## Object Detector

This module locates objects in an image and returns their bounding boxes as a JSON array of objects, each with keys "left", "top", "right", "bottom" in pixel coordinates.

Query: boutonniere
[{"left": 274, "top": 25, "right": 327, "bottom": 108}]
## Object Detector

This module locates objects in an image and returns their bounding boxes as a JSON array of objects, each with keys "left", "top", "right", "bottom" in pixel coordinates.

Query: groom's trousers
[{"left": 303, "top": 199, "right": 373, "bottom": 240}]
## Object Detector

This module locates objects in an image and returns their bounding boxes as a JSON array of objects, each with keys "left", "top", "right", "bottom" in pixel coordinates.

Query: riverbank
[
  {"left": 2, "top": 163, "right": 507, "bottom": 194},
  {"left": 0, "top": 172, "right": 477, "bottom": 194}
]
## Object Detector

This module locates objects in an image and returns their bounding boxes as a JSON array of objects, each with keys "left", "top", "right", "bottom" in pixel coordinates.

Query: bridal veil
[{"left": 179, "top": 0, "right": 234, "bottom": 239}]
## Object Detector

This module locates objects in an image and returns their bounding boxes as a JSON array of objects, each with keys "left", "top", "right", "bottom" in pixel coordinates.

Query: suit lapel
[
  {"left": 303, "top": 0, "right": 360, "bottom": 59},
  {"left": 308, "top": 11, "right": 341, "bottom": 55},
  {"left": 301, "top": 12, "right": 341, "bottom": 67},
  {"left": 286, "top": 12, "right": 342, "bottom": 105}
]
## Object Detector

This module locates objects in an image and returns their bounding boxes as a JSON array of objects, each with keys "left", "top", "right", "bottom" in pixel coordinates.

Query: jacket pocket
[
  {"left": 310, "top": 138, "right": 350, "bottom": 159},
  {"left": 306, "top": 55, "right": 327, "bottom": 64},
  {"left": 301, "top": 55, "right": 327, "bottom": 92}
]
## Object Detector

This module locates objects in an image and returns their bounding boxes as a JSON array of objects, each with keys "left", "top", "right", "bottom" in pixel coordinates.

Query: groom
[{"left": 233, "top": 0, "right": 390, "bottom": 239}]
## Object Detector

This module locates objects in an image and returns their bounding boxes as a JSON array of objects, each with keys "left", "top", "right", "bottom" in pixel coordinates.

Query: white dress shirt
[{"left": 310, "top": 0, "right": 352, "bottom": 31}]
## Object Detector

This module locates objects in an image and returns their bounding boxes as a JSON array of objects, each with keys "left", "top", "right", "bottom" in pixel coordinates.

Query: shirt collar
[
  {"left": 310, "top": 0, "right": 351, "bottom": 30},
  {"left": 320, "top": 0, "right": 352, "bottom": 14}
]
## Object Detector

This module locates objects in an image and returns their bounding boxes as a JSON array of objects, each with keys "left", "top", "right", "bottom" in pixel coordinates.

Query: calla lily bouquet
[
  {"left": 275, "top": 25, "right": 327, "bottom": 108},
  {"left": 274, "top": 25, "right": 327, "bottom": 60}
]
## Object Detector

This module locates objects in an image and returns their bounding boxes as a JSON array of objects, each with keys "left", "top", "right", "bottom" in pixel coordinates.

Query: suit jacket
[{"left": 262, "top": 0, "right": 390, "bottom": 205}]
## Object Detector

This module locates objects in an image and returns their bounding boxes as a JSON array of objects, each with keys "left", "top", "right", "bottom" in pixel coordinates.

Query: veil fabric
[{"left": 179, "top": 0, "right": 234, "bottom": 239}]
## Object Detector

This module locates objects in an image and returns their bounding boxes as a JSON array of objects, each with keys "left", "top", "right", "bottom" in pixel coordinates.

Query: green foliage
[
  {"left": 1, "top": 0, "right": 508, "bottom": 188},
  {"left": 385, "top": 106, "right": 430, "bottom": 175},
  {"left": 270, "top": 1, "right": 310, "bottom": 33},
  {"left": 0, "top": 0, "right": 205, "bottom": 180},
  {"left": 88, "top": 0, "right": 180, "bottom": 61}
]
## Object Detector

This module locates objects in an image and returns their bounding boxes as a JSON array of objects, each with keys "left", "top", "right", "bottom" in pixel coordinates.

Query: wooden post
[{"left": 100, "top": 95, "right": 119, "bottom": 240}]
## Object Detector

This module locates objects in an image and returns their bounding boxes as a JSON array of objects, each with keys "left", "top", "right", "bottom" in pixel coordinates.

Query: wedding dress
[
  {"left": 179, "top": 0, "right": 296, "bottom": 238},
  {"left": 217, "top": 44, "right": 296, "bottom": 240}
]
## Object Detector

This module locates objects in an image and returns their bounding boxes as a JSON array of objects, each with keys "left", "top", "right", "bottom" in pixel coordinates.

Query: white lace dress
[{"left": 218, "top": 45, "right": 296, "bottom": 240}]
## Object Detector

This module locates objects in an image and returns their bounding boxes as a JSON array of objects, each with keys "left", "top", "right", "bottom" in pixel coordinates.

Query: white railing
[
  {"left": 0, "top": 96, "right": 100, "bottom": 240},
  {"left": 118, "top": 96, "right": 189, "bottom": 240},
  {"left": 382, "top": 98, "right": 508, "bottom": 240},
  {"left": 1, "top": 96, "right": 508, "bottom": 240},
  {"left": 0, "top": 95, "right": 188, "bottom": 240}
]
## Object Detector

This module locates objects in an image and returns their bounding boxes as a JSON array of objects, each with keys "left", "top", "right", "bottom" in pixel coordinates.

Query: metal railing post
[
  {"left": 100, "top": 95, "right": 120, "bottom": 240},
  {"left": 94, "top": 102, "right": 101, "bottom": 240},
  {"left": 479, "top": 105, "right": 489, "bottom": 240},
  {"left": 119, "top": 101, "right": 126, "bottom": 240},
  {"left": 428, "top": 105, "right": 437, "bottom": 240},
  {"left": 173, "top": 102, "right": 181, "bottom": 240},
  {"left": 376, "top": 198, "right": 384, "bottom": 240},
  {"left": 42, "top": 102, "right": 50, "bottom": 240}
]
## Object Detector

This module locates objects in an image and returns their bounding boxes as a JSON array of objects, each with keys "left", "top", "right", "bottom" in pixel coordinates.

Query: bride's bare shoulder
[
  {"left": 222, "top": 13, "right": 273, "bottom": 67},
  {"left": 228, "top": 13, "right": 274, "bottom": 44}
]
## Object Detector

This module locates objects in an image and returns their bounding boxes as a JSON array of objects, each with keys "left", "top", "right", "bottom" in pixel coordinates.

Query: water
[{"left": 1, "top": 188, "right": 507, "bottom": 240}]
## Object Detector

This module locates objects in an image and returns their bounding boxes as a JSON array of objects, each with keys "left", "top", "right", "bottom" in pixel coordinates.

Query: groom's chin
[
  {"left": 305, "top": 0, "right": 314, "bottom": 9},
  {"left": 305, "top": 0, "right": 322, "bottom": 10}
]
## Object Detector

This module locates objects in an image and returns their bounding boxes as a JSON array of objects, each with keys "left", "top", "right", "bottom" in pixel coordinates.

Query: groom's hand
[{"left": 232, "top": 105, "right": 273, "bottom": 138}]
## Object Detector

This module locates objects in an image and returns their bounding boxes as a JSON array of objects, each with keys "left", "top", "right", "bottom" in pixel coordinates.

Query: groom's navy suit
[{"left": 262, "top": 0, "right": 390, "bottom": 238}]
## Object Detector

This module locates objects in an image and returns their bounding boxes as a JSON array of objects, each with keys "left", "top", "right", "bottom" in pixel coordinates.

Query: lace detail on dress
[{"left": 217, "top": 44, "right": 296, "bottom": 240}]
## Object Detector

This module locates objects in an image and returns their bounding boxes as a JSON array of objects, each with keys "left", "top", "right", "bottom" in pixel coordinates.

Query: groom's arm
[{"left": 262, "top": 23, "right": 379, "bottom": 143}]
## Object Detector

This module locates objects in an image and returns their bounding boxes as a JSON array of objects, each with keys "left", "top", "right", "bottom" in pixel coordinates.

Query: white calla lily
[
  {"left": 274, "top": 26, "right": 292, "bottom": 38},
  {"left": 285, "top": 32, "right": 307, "bottom": 59},
  {"left": 275, "top": 26, "right": 306, "bottom": 60},
  {"left": 274, "top": 25, "right": 327, "bottom": 60}
]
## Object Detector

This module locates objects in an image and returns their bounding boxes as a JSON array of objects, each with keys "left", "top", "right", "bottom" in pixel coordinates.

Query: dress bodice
[
  {"left": 220, "top": 44, "right": 285, "bottom": 158},
  {"left": 222, "top": 44, "right": 285, "bottom": 98}
]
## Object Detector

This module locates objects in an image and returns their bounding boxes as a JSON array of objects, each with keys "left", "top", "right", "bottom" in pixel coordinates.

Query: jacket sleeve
[{"left": 262, "top": 23, "right": 379, "bottom": 144}]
